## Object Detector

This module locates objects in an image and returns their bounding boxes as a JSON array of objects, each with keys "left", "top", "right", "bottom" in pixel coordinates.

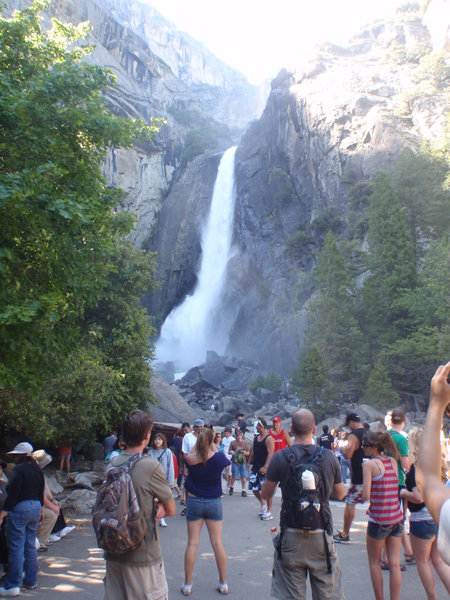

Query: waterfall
[{"left": 156, "top": 146, "right": 237, "bottom": 371}]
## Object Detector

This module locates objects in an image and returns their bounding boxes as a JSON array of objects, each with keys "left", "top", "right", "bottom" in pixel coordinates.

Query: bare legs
[
  {"left": 341, "top": 503, "right": 355, "bottom": 537},
  {"left": 410, "top": 534, "right": 450, "bottom": 600},
  {"left": 184, "top": 519, "right": 227, "bottom": 587},
  {"left": 366, "top": 532, "right": 402, "bottom": 600},
  {"left": 252, "top": 489, "right": 272, "bottom": 513}
]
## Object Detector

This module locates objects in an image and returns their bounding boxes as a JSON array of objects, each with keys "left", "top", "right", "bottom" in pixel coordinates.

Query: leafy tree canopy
[{"left": 0, "top": 1, "right": 159, "bottom": 444}]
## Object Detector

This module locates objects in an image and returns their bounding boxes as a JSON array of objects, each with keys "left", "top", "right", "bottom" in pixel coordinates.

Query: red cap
[{"left": 272, "top": 417, "right": 281, "bottom": 423}]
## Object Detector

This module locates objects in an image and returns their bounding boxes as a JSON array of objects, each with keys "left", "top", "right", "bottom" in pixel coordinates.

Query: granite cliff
[{"left": 149, "top": 6, "right": 449, "bottom": 374}]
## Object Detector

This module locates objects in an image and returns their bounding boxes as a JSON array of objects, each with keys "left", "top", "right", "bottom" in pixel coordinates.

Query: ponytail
[
  {"left": 195, "top": 428, "right": 214, "bottom": 464},
  {"left": 363, "top": 430, "right": 399, "bottom": 461}
]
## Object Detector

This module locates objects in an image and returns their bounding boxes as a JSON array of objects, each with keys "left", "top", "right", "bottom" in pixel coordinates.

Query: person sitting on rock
[{"left": 32, "top": 450, "right": 60, "bottom": 552}]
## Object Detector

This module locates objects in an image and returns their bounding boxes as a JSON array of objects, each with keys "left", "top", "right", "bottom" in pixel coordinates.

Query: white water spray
[{"left": 156, "top": 146, "right": 237, "bottom": 370}]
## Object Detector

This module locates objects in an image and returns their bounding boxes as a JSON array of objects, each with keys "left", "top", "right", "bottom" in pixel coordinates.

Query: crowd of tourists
[{"left": 0, "top": 362, "right": 449, "bottom": 599}]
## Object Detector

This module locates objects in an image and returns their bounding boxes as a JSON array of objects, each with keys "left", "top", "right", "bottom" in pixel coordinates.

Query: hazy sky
[{"left": 144, "top": 0, "right": 409, "bottom": 82}]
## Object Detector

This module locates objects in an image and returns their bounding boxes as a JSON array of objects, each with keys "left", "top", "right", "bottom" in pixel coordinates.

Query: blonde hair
[{"left": 409, "top": 427, "right": 447, "bottom": 483}]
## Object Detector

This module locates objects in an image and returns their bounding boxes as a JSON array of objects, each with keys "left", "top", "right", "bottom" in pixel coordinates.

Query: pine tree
[
  {"left": 307, "top": 232, "right": 365, "bottom": 394},
  {"left": 361, "top": 173, "right": 416, "bottom": 354}
]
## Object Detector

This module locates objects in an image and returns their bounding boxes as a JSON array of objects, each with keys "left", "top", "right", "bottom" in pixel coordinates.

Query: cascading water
[{"left": 155, "top": 146, "right": 237, "bottom": 371}]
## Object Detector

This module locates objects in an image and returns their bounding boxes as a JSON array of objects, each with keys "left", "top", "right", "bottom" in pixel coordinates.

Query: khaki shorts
[
  {"left": 271, "top": 529, "right": 344, "bottom": 600},
  {"left": 105, "top": 559, "right": 168, "bottom": 600}
]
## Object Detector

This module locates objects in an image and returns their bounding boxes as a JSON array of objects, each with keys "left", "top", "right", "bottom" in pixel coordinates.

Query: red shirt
[{"left": 269, "top": 429, "right": 288, "bottom": 453}]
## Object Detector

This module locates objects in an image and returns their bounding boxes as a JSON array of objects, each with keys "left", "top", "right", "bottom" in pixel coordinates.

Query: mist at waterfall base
[{"left": 155, "top": 147, "right": 237, "bottom": 374}]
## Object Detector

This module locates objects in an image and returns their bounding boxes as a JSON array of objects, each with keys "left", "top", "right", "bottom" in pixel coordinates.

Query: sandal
[
  {"left": 217, "top": 582, "right": 229, "bottom": 595},
  {"left": 380, "top": 560, "right": 389, "bottom": 571},
  {"left": 405, "top": 554, "right": 416, "bottom": 565}
]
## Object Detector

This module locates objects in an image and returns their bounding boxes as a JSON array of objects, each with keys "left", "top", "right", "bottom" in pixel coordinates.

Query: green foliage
[
  {"left": 269, "top": 167, "right": 295, "bottom": 204},
  {"left": 310, "top": 207, "right": 343, "bottom": 236},
  {"left": 361, "top": 173, "right": 416, "bottom": 350},
  {"left": 285, "top": 230, "right": 314, "bottom": 260},
  {"left": 180, "top": 122, "right": 233, "bottom": 168},
  {"left": 0, "top": 2, "right": 159, "bottom": 444},
  {"left": 249, "top": 372, "right": 282, "bottom": 393},
  {"left": 290, "top": 346, "right": 336, "bottom": 418},
  {"left": 361, "top": 361, "right": 399, "bottom": 410}
]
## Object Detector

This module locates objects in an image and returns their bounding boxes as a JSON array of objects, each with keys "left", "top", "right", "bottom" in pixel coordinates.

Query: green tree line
[
  {"left": 291, "top": 143, "right": 449, "bottom": 415},
  {"left": 0, "top": 2, "right": 160, "bottom": 445}
]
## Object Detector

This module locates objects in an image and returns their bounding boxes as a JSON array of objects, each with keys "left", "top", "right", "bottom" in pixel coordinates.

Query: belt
[{"left": 285, "top": 527, "right": 325, "bottom": 534}]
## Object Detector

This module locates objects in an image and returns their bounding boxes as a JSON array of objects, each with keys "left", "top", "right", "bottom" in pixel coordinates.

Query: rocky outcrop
[
  {"left": 5, "top": 0, "right": 261, "bottom": 248},
  {"left": 214, "top": 14, "right": 448, "bottom": 374},
  {"left": 150, "top": 373, "right": 196, "bottom": 423}
]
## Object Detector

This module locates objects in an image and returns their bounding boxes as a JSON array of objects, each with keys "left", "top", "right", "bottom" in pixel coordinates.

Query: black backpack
[{"left": 281, "top": 445, "right": 325, "bottom": 530}]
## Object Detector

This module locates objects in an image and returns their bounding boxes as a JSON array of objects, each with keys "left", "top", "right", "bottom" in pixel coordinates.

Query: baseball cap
[
  {"left": 272, "top": 417, "right": 281, "bottom": 423},
  {"left": 193, "top": 419, "right": 205, "bottom": 427},
  {"left": 7, "top": 442, "right": 34, "bottom": 455},
  {"left": 345, "top": 412, "right": 360, "bottom": 426},
  {"left": 223, "top": 426, "right": 232, "bottom": 433}
]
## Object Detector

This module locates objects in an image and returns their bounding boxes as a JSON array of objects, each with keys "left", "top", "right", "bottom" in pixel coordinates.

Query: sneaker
[
  {"left": 37, "top": 546, "right": 48, "bottom": 553},
  {"left": 181, "top": 583, "right": 192, "bottom": 596},
  {"left": 258, "top": 503, "right": 267, "bottom": 516},
  {"left": 159, "top": 518, "right": 167, "bottom": 527},
  {"left": 58, "top": 525, "right": 75, "bottom": 538},
  {"left": 21, "top": 583, "right": 37, "bottom": 590},
  {"left": 241, "top": 490, "right": 247, "bottom": 497},
  {"left": 217, "top": 582, "right": 229, "bottom": 595},
  {"left": 47, "top": 534, "right": 61, "bottom": 544},
  {"left": 180, "top": 508, "right": 187, "bottom": 517},
  {"left": 0, "top": 588, "right": 20, "bottom": 597},
  {"left": 229, "top": 487, "right": 233, "bottom": 496},
  {"left": 261, "top": 511, "right": 274, "bottom": 521},
  {"left": 333, "top": 531, "right": 351, "bottom": 544}
]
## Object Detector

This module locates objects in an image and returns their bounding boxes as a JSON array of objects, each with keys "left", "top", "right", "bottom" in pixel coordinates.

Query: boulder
[
  {"left": 44, "top": 474, "right": 64, "bottom": 496},
  {"left": 63, "top": 489, "right": 97, "bottom": 515},
  {"left": 72, "top": 471, "right": 104, "bottom": 491},
  {"left": 150, "top": 373, "right": 196, "bottom": 423}
]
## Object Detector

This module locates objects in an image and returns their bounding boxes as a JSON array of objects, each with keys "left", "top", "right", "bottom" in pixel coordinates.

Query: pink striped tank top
[{"left": 368, "top": 457, "right": 403, "bottom": 525}]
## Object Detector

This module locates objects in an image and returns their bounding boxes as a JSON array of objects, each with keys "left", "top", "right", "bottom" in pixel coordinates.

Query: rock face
[
  {"left": 5, "top": 0, "right": 261, "bottom": 248},
  {"left": 209, "top": 13, "right": 448, "bottom": 374}
]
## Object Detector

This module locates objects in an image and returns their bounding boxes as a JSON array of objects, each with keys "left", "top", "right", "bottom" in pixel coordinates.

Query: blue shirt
[{"left": 185, "top": 452, "right": 230, "bottom": 498}]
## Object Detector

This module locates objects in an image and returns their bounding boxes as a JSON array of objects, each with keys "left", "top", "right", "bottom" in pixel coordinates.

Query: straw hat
[{"left": 32, "top": 449, "right": 52, "bottom": 469}]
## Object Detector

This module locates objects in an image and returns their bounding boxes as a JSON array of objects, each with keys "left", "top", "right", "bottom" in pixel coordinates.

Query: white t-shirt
[
  {"left": 438, "top": 498, "right": 450, "bottom": 566},
  {"left": 182, "top": 431, "right": 198, "bottom": 455},
  {"left": 222, "top": 435, "right": 235, "bottom": 458}
]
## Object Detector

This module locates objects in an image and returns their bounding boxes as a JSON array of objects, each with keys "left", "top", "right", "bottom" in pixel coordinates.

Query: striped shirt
[{"left": 368, "top": 457, "right": 403, "bottom": 525}]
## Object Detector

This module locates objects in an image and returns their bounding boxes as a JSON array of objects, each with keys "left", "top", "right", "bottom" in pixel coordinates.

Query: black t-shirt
[
  {"left": 266, "top": 443, "right": 342, "bottom": 534},
  {"left": 405, "top": 464, "right": 425, "bottom": 513},
  {"left": 236, "top": 419, "right": 247, "bottom": 435},
  {"left": 319, "top": 433, "right": 334, "bottom": 450},
  {"left": 4, "top": 462, "right": 45, "bottom": 511}
]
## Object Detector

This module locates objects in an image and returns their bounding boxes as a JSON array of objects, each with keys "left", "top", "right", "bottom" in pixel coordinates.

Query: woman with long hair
[
  {"left": 362, "top": 430, "right": 404, "bottom": 600},
  {"left": 148, "top": 432, "right": 174, "bottom": 528},
  {"left": 181, "top": 428, "right": 230, "bottom": 596},
  {"left": 400, "top": 427, "right": 450, "bottom": 599}
]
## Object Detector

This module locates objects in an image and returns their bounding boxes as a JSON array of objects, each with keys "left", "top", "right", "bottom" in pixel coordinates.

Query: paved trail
[{"left": 22, "top": 486, "right": 447, "bottom": 599}]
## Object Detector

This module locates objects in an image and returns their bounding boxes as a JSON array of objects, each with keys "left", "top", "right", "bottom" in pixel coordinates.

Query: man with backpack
[
  {"left": 262, "top": 409, "right": 345, "bottom": 600},
  {"left": 96, "top": 410, "right": 175, "bottom": 600}
]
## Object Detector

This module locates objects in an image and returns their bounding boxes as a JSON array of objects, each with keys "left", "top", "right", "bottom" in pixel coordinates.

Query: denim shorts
[
  {"left": 186, "top": 496, "right": 223, "bottom": 522},
  {"left": 410, "top": 519, "right": 438, "bottom": 540},
  {"left": 367, "top": 521, "right": 404, "bottom": 540},
  {"left": 232, "top": 462, "right": 248, "bottom": 479}
]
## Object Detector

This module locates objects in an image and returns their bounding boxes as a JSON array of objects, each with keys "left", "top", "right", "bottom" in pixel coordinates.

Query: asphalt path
[{"left": 21, "top": 483, "right": 448, "bottom": 599}]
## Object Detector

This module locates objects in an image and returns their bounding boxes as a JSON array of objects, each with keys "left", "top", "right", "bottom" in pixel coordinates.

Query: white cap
[{"left": 7, "top": 442, "right": 34, "bottom": 455}]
